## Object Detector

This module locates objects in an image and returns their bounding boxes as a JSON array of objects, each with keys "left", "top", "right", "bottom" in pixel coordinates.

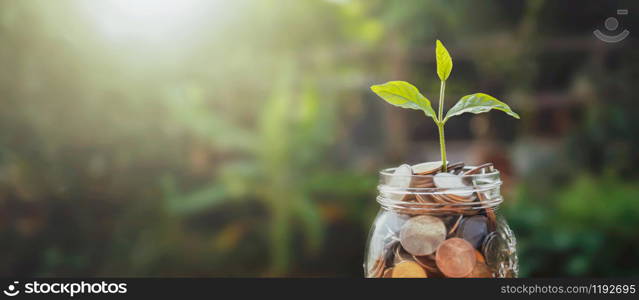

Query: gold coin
[
  {"left": 392, "top": 261, "right": 427, "bottom": 278},
  {"left": 435, "top": 238, "right": 476, "bottom": 278}
]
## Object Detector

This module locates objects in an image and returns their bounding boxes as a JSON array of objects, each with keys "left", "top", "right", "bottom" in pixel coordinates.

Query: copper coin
[
  {"left": 467, "top": 249, "right": 492, "bottom": 278},
  {"left": 430, "top": 193, "right": 450, "bottom": 204},
  {"left": 413, "top": 254, "right": 441, "bottom": 276},
  {"left": 392, "top": 261, "right": 427, "bottom": 278},
  {"left": 411, "top": 177, "right": 435, "bottom": 188},
  {"left": 405, "top": 177, "right": 435, "bottom": 202},
  {"left": 446, "top": 162, "right": 465, "bottom": 173},
  {"left": 368, "top": 256, "right": 385, "bottom": 278},
  {"left": 383, "top": 268, "right": 394, "bottom": 278},
  {"left": 463, "top": 163, "right": 494, "bottom": 175},
  {"left": 413, "top": 254, "right": 436, "bottom": 268},
  {"left": 415, "top": 193, "right": 430, "bottom": 203},
  {"left": 474, "top": 250, "right": 486, "bottom": 264},
  {"left": 399, "top": 215, "right": 447, "bottom": 256},
  {"left": 435, "top": 238, "right": 477, "bottom": 278},
  {"left": 447, "top": 215, "right": 464, "bottom": 236},
  {"left": 466, "top": 262, "right": 493, "bottom": 278},
  {"left": 485, "top": 208, "right": 497, "bottom": 232}
]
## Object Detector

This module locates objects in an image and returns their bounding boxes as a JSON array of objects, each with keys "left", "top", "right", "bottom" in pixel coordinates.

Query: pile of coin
[{"left": 368, "top": 162, "right": 500, "bottom": 278}]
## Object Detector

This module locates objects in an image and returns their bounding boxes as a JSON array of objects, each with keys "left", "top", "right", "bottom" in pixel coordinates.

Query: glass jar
[{"left": 364, "top": 164, "right": 518, "bottom": 278}]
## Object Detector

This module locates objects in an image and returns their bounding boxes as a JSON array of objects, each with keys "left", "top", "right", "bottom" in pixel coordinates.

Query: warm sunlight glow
[{"left": 83, "top": 0, "right": 210, "bottom": 42}]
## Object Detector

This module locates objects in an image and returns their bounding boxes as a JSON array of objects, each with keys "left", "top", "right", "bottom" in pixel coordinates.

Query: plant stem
[
  {"left": 437, "top": 80, "right": 447, "bottom": 172},
  {"left": 438, "top": 123, "right": 446, "bottom": 172}
]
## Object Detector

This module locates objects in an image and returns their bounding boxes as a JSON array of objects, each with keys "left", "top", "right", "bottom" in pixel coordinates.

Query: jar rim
[
  {"left": 378, "top": 165, "right": 500, "bottom": 179},
  {"left": 376, "top": 164, "right": 503, "bottom": 212}
]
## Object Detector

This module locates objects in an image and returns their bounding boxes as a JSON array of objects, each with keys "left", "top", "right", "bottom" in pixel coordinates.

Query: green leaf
[
  {"left": 436, "top": 40, "right": 452, "bottom": 81},
  {"left": 444, "top": 93, "right": 520, "bottom": 123},
  {"left": 370, "top": 81, "right": 437, "bottom": 121}
]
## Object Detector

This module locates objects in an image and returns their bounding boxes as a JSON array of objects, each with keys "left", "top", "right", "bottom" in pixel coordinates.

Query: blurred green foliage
[
  {"left": 1, "top": 0, "right": 638, "bottom": 277},
  {"left": 506, "top": 174, "right": 639, "bottom": 277}
]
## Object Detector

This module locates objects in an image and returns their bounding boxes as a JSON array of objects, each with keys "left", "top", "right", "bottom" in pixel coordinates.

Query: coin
[
  {"left": 446, "top": 192, "right": 477, "bottom": 203},
  {"left": 485, "top": 208, "right": 497, "bottom": 232},
  {"left": 383, "top": 268, "right": 394, "bottom": 278},
  {"left": 466, "top": 262, "right": 493, "bottom": 278},
  {"left": 368, "top": 256, "right": 385, "bottom": 278},
  {"left": 457, "top": 215, "right": 489, "bottom": 248},
  {"left": 474, "top": 249, "right": 486, "bottom": 264},
  {"left": 446, "top": 162, "right": 465, "bottom": 173},
  {"left": 382, "top": 213, "right": 409, "bottom": 237},
  {"left": 405, "top": 176, "right": 435, "bottom": 202},
  {"left": 392, "top": 261, "right": 427, "bottom": 278},
  {"left": 393, "top": 243, "right": 414, "bottom": 264},
  {"left": 481, "top": 231, "right": 501, "bottom": 270},
  {"left": 411, "top": 177, "right": 435, "bottom": 188},
  {"left": 436, "top": 237, "right": 477, "bottom": 278},
  {"left": 463, "top": 163, "right": 494, "bottom": 175},
  {"left": 466, "top": 250, "right": 493, "bottom": 278},
  {"left": 399, "top": 215, "right": 447, "bottom": 256},
  {"left": 447, "top": 214, "right": 464, "bottom": 236},
  {"left": 413, "top": 254, "right": 442, "bottom": 276},
  {"left": 412, "top": 161, "right": 443, "bottom": 175},
  {"left": 384, "top": 242, "right": 399, "bottom": 266},
  {"left": 433, "top": 173, "right": 474, "bottom": 199},
  {"left": 388, "top": 164, "right": 412, "bottom": 201}
]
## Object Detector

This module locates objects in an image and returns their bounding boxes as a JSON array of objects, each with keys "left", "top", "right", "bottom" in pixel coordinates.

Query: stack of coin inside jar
[{"left": 368, "top": 162, "right": 502, "bottom": 278}]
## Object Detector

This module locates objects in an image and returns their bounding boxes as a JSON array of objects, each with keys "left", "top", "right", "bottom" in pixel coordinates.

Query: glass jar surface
[{"left": 364, "top": 164, "right": 518, "bottom": 278}]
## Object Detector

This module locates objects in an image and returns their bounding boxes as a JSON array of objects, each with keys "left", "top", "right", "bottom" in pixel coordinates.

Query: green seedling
[{"left": 371, "top": 40, "right": 520, "bottom": 172}]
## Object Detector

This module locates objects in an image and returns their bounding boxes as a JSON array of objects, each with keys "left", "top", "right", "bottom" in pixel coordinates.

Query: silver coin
[
  {"left": 411, "top": 161, "right": 443, "bottom": 175},
  {"left": 399, "top": 215, "right": 447, "bottom": 256},
  {"left": 433, "top": 172, "right": 474, "bottom": 198},
  {"left": 481, "top": 231, "right": 501, "bottom": 270},
  {"left": 388, "top": 164, "right": 412, "bottom": 201}
]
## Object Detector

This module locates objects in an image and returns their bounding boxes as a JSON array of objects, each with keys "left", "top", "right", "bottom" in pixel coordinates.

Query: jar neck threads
[{"left": 377, "top": 166, "right": 502, "bottom": 214}]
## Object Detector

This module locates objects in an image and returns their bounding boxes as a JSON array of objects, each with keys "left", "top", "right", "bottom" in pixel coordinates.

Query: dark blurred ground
[{"left": 0, "top": 0, "right": 638, "bottom": 277}]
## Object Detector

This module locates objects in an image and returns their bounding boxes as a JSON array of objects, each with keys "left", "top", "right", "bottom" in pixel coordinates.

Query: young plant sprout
[{"left": 371, "top": 40, "right": 520, "bottom": 172}]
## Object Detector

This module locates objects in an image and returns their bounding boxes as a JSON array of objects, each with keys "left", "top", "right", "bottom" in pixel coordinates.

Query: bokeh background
[{"left": 1, "top": 0, "right": 638, "bottom": 277}]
